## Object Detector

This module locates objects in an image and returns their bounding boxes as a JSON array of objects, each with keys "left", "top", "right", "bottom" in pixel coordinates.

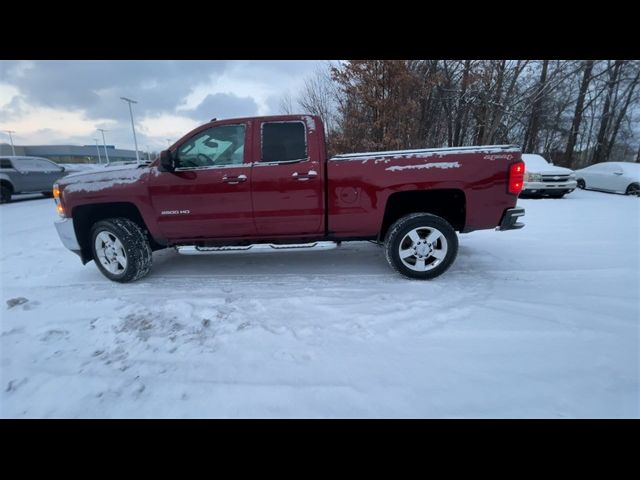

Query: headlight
[
  {"left": 53, "top": 183, "right": 65, "bottom": 217},
  {"left": 569, "top": 173, "right": 576, "bottom": 179},
  {"left": 525, "top": 172, "right": 542, "bottom": 182}
]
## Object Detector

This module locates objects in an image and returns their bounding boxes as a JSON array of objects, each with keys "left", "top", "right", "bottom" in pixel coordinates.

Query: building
[{"left": 0, "top": 143, "right": 152, "bottom": 164}]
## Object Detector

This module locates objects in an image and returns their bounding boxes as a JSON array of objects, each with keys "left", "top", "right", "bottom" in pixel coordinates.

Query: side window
[
  {"left": 598, "top": 164, "right": 615, "bottom": 173},
  {"left": 37, "top": 158, "right": 61, "bottom": 171},
  {"left": 261, "top": 122, "right": 307, "bottom": 163},
  {"left": 176, "top": 124, "right": 246, "bottom": 169},
  {"left": 14, "top": 158, "right": 58, "bottom": 172},
  {"left": 0, "top": 159, "right": 12, "bottom": 169}
]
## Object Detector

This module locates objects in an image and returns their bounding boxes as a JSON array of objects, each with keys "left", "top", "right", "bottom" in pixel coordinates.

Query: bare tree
[
  {"left": 278, "top": 93, "right": 295, "bottom": 115},
  {"left": 288, "top": 59, "right": 637, "bottom": 166},
  {"left": 296, "top": 63, "right": 340, "bottom": 135},
  {"left": 605, "top": 64, "right": 640, "bottom": 160},
  {"left": 593, "top": 61, "right": 625, "bottom": 164},
  {"left": 563, "top": 60, "right": 595, "bottom": 167}
]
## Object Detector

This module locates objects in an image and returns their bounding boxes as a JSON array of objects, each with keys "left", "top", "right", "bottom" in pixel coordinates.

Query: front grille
[{"left": 542, "top": 175, "right": 570, "bottom": 183}]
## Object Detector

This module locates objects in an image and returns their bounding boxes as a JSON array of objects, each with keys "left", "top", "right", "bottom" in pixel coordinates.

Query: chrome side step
[{"left": 177, "top": 241, "right": 337, "bottom": 255}]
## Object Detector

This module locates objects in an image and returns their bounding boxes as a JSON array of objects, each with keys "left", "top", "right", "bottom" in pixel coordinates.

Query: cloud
[
  {"left": 0, "top": 60, "right": 326, "bottom": 150},
  {"left": 186, "top": 93, "right": 259, "bottom": 123}
]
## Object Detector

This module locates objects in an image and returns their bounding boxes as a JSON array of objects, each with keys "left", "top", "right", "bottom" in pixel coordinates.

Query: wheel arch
[
  {"left": 626, "top": 181, "right": 640, "bottom": 195},
  {"left": 71, "top": 202, "right": 162, "bottom": 264},
  {"left": 0, "top": 177, "right": 15, "bottom": 193},
  {"left": 378, "top": 189, "right": 466, "bottom": 242}
]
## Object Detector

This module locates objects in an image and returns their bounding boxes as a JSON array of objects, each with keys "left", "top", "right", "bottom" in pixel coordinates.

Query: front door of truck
[
  {"left": 148, "top": 123, "right": 256, "bottom": 240},
  {"left": 250, "top": 120, "right": 324, "bottom": 236}
]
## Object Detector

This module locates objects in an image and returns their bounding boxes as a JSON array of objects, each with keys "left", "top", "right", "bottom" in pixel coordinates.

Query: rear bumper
[
  {"left": 54, "top": 217, "right": 82, "bottom": 257},
  {"left": 497, "top": 207, "right": 525, "bottom": 231}
]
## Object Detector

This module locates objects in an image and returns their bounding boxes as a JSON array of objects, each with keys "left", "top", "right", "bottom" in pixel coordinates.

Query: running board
[{"left": 177, "top": 242, "right": 338, "bottom": 255}]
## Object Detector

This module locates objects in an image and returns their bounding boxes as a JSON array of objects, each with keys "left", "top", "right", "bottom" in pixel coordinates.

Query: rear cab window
[{"left": 261, "top": 121, "right": 307, "bottom": 163}]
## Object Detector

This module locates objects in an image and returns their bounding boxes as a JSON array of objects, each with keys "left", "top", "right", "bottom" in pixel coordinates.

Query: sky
[{"left": 0, "top": 60, "right": 327, "bottom": 152}]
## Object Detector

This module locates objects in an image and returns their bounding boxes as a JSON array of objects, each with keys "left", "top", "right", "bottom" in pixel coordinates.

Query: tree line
[{"left": 281, "top": 60, "right": 640, "bottom": 167}]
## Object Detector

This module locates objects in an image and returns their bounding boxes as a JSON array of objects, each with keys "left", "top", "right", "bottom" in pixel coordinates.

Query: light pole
[
  {"left": 145, "top": 145, "right": 151, "bottom": 162},
  {"left": 121, "top": 97, "right": 141, "bottom": 165},
  {"left": 166, "top": 139, "right": 171, "bottom": 148},
  {"left": 93, "top": 138, "right": 103, "bottom": 164},
  {"left": 97, "top": 129, "right": 110, "bottom": 165},
  {"left": 3, "top": 130, "right": 16, "bottom": 156}
]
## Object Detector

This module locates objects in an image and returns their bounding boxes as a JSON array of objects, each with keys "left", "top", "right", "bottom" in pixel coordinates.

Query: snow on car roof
[{"left": 521, "top": 154, "right": 551, "bottom": 167}]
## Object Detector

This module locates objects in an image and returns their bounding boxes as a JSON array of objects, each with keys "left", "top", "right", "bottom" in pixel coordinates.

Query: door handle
[
  {"left": 292, "top": 170, "right": 318, "bottom": 181},
  {"left": 613, "top": 171, "right": 623, "bottom": 176},
  {"left": 222, "top": 174, "right": 247, "bottom": 184}
]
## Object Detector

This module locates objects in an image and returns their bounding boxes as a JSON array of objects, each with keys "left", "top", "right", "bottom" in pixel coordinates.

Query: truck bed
[{"left": 327, "top": 145, "right": 522, "bottom": 237}]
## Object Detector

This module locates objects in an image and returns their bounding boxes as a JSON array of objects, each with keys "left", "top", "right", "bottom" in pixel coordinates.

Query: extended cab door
[
  {"left": 250, "top": 119, "right": 324, "bottom": 236},
  {"left": 147, "top": 122, "right": 256, "bottom": 241}
]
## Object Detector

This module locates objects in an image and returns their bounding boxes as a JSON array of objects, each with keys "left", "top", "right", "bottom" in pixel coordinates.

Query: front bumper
[
  {"left": 54, "top": 217, "right": 82, "bottom": 256},
  {"left": 497, "top": 207, "right": 525, "bottom": 231},
  {"left": 522, "top": 180, "right": 577, "bottom": 195}
]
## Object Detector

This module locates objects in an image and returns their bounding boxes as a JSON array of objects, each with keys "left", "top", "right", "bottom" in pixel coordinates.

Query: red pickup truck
[{"left": 53, "top": 114, "right": 525, "bottom": 282}]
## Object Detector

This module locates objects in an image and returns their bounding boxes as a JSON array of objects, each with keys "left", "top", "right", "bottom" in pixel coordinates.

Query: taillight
[{"left": 508, "top": 161, "right": 525, "bottom": 195}]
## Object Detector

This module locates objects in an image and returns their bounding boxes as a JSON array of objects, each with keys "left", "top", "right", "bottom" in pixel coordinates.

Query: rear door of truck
[{"left": 250, "top": 118, "right": 324, "bottom": 236}]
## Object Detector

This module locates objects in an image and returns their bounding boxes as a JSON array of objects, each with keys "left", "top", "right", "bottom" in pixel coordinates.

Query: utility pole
[
  {"left": 97, "top": 129, "right": 110, "bottom": 165},
  {"left": 3, "top": 130, "right": 16, "bottom": 156},
  {"left": 94, "top": 138, "right": 102, "bottom": 164},
  {"left": 120, "top": 97, "right": 141, "bottom": 165}
]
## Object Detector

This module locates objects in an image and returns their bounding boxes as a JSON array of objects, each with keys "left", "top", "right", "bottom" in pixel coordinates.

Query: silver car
[
  {"left": 575, "top": 162, "right": 640, "bottom": 196},
  {"left": 0, "top": 156, "right": 70, "bottom": 203}
]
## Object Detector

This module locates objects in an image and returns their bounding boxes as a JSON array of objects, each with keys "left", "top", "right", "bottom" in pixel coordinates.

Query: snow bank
[{"left": 1, "top": 190, "right": 638, "bottom": 418}]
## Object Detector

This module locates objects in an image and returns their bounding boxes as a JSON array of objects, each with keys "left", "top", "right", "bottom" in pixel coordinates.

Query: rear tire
[
  {"left": 1, "top": 184, "right": 12, "bottom": 203},
  {"left": 625, "top": 183, "right": 639, "bottom": 196},
  {"left": 90, "top": 218, "right": 152, "bottom": 283},
  {"left": 384, "top": 213, "right": 458, "bottom": 280}
]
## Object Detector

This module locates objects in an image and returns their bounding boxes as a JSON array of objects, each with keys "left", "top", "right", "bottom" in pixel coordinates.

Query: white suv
[{"left": 521, "top": 154, "right": 577, "bottom": 198}]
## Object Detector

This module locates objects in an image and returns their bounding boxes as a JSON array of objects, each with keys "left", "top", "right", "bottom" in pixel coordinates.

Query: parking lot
[{"left": 1, "top": 190, "right": 638, "bottom": 418}]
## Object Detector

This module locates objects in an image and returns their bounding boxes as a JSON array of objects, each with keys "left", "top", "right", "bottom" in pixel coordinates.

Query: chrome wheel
[
  {"left": 398, "top": 226, "right": 448, "bottom": 272},
  {"left": 94, "top": 230, "right": 128, "bottom": 274}
]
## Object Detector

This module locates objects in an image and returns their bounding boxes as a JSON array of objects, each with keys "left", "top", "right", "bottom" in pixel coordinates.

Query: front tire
[
  {"left": 1, "top": 184, "right": 12, "bottom": 203},
  {"left": 384, "top": 213, "right": 458, "bottom": 280},
  {"left": 577, "top": 179, "right": 586, "bottom": 189},
  {"left": 90, "top": 218, "right": 152, "bottom": 283}
]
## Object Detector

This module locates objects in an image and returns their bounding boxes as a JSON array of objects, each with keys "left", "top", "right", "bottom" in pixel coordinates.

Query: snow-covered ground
[{"left": 1, "top": 190, "right": 638, "bottom": 418}]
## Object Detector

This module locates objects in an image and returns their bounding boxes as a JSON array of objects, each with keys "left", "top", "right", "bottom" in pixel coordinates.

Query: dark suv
[{"left": 0, "top": 156, "right": 69, "bottom": 203}]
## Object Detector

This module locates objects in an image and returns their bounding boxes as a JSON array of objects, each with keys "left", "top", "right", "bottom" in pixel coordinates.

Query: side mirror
[{"left": 159, "top": 149, "right": 175, "bottom": 172}]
